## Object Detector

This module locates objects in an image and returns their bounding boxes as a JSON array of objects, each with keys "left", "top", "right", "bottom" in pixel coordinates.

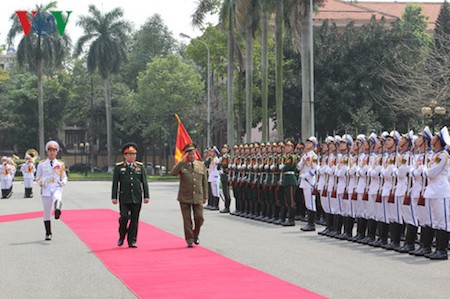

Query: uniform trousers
[
  {"left": 386, "top": 196, "right": 402, "bottom": 223},
  {"left": 329, "top": 191, "right": 340, "bottom": 215},
  {"left": 180, "top": 202, "right": 204, "bottom": 243},
  {"left": 374, "top": 197, "right": 387, "bottom": 223},
  {"left": 366, "top": 194, "right": 377, "bottom": 220},
  {"left": 401, "top": 197, "right": 418, "bottom": 226},
  {"left": 355, "top": 193, "right": 366, "bottom": 218},
  {"left": 303, "top": 186, "right": 316, "bottom": 212},
  {"left": 41, "top": 189, "right": 63, "bottom": 221},
  {"left": 340, "top": 195, "right": 353, "bottom": 217},
  {"left": 319, "top": 188, "right": 331, "bottom": 214},
  {"left": 119, "top": 202, "right": 141, "bottom": 244},
  {"left": 429, "top": 198, "right": 450, "bottom": 232},
  {"left": 414, "top": 197, "right": 432, "bottom": 227},
  {"left": 1, "top": 178, "right": 13, "bottom": 189},
  {"left": 23, "top": 178, "right": 34, "bottom": 189}
]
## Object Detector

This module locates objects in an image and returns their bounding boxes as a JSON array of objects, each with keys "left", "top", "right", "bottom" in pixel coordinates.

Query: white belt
[{"left": 284, "top": 171, "right": 295, "bottom": 175}]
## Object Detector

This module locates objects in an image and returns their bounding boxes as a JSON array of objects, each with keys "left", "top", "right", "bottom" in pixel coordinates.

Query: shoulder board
[
  {"left": 135, "top": 161, "right": 143, "bottom": 165},
  {"left": 116, "top": 161, "right": 124, "bottom": 166},
  {"left": 57, "top": 159, "right": 65, "bottom": 164}
]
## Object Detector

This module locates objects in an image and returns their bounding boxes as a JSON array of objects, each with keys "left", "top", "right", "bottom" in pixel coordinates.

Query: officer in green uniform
[
  {"left": 219, "top": 144, "right": 232, "bottom": 213},
  {"left": 112, "top": 142, "right": 150, "bottom": 248},
  {"left": 170, "top": 142, "right": 208, "bottom": 248},
  {"left": 280, "top": 140, "right": 297, "bottom": 226}
]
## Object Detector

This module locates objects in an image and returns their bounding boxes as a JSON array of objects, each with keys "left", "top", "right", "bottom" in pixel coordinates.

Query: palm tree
[
  {"left": 260, "top": 1, "right": 273, "bottom": 142},
  {"left": 275, "top": 0, "right": 284, "bottom": 140},
  {"left": 235, "top": 0, "right": 260, "bottom": 143},
  {"left": 74, "top": 5, "right": 131, "bottom": 171},
  {"left": 192, "top": 0, "right": 237, "bottom": 146},
  {"left": 7, "top": 1, "right": 70, "bottom": 154}
]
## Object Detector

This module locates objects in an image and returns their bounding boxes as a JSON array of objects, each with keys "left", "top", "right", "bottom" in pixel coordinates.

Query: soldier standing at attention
[
  {"left": 170, "top": 142, "right": 208, "bottom": 248},
  {"left": 112, "top": 142, "right": 150, "bottom": 248},
  {"left": 36, "top": 141, "right": 67, "bottom": 241},
  {"left": 219, "top": 144, "right": 232, "bottom": 213}
]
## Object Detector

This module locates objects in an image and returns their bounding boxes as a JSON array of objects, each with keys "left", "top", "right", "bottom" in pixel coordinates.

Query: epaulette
[
  {"left": 57, "top": 159, "right": 65, "bottom": 164},
  {"left": 135, "top": 161, "right": 143, "bottom": 165},
  {"left": 116, "top": 161, "right": 124, "bottom": 166}
]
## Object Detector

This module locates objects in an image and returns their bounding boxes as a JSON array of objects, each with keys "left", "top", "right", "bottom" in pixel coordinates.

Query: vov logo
[{"left": 16, "top": 11, "right": 72, "bottom": 37}]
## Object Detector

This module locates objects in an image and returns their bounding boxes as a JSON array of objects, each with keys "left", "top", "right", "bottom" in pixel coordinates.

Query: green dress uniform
[
  {"left": 112, "top": 160, "right": 149, "bottom": 246},
  {"left": 280, "top": 152, "right": 297, "bottom": 226},
  {"left": 220, "top": 153, "right": 232, "bottom": 213},
  {"left": 170, "top": 159, "right": 208, "bottom": 246}
]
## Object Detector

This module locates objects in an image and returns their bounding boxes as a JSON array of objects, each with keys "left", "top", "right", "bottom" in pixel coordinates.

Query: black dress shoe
[
  {"left": 429, "top": 250, "right": 448, "bottom": 260},
  {"left": 194, "top": 238, "right": 200, "bottom": 245},
  {"left": 281, "top": 221, "right": 295, "bottom": 227},
  {"left": 55, "top": 209, "right": 61, "bottom": 220},
  {"left": 128, "top": 243, "right": 137, "bottom": 248},
  {"left": 187, "top": 242, "right": 193, "bottom": 248},
  {"left": 220, "top": 208, "right": 230, "bottom": 213},
  {"left": 117, "top": 239, "right": 124, "bottom": 246},
  {"left": 301, "top": 223, "right": 316, "bottom": 231},
  {"left": 45, "top": 234, "right": 52, "bottom": 241}
]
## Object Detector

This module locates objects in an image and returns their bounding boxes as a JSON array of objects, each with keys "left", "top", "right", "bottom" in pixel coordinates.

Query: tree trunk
[
  {"left": 37, "top": 41, "right": 45, "bottom": 155},
  {"left": 227, "top": 4, "right": 235, "bottom": 146},
  {"left": 301, "top": 0, "right": 314, "bottom": 140},
  {"left": 103, "top": 78, "right": 113, "bottom": 172},
  {"left": 245, "top": 27, "right": 253, "bottom": 143},
  {"left": 261, "top": 9, "right": 269, "bottom": 142},
  {"left": 275, "top": 0, "right": 284, "bottom": 140}
]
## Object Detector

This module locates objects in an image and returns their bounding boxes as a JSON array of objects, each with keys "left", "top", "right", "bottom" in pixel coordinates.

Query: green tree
[
  {"left": 122, "top": 14, "right": 177, "bottom": 90},
  {"left": 435, "top": 0, "right": 450, "bottom": 52},
  {"left": 75, "top": 5, "right": 132, "bottom": 170},
  {"left": 117, "top": 55, "right": 204, "bottom": 148},
  {"left": 7, "top": 1, "right": 71, "bottom": 154}
]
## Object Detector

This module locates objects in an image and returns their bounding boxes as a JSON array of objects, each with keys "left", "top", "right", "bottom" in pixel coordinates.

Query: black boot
[
  {"left": 282, "top": 207, "right": 296, "bottom": 226},
  {"left": 337, "top": 217, "right": 349, "bottom": 240},
  {"left": 44, "top": 220, "right": 52, "bottom": 241},
  {"left": 345, "top": 217, "right": 355, "bottom": 241},
  {"left": 351, "top": 218, "right": 367, "bottom": 242},
  {"left": 428, "top": 230, "right": 448, "bottom": 260},
  {"left": 5, "top": 188, "right": 12, "bottom": 199},
  {"left": 301, "top": 210, "right": 316, "bottom": 231},
  {"left": 397, "top": 224, "right": 417, "bottom": 253},
  {"left": 411, "top": 226, "right": 434, "bottom": 256},
  {"left": 54, "top": 200, "right": 62, "bottom": 220},
  {"left": 318, "top": 213, "right": 332, "bottom": 235},
  {"left": 329, "top": 215, "right": 343, "bottom": 238},
  {"left": 24, "top": 188, "right": 28, "bottom": 198},
  {"left": 384, "top": 223, "right": 402, "bottom": 250},
  {"left": 362, "top": 219, "right": 377, "bottom": 245},
  {"left": 373, "top": 222, "right": 389, "bottom": 247}
]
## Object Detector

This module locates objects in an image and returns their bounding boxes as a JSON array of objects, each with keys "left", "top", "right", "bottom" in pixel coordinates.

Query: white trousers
[
  {"left": 374, "top": 197, "right": 387, "bottom": 223},
  {"left": 303, "top": 186, "right": 316, "bottom": 212},
  {"left": 414, "top": 197, "right": 432, "bottom": 227},
  {"left": 366, "top": 194, "right": 377, "bottom": 220},
  {"left": 1, "top": 178, "right": 13, "bottom": 189},
  {"left": 23, "top": 178, "right": 34, "bottom": 189},
  {"left": 429, "top": 198, "right": 450, "bottom": 232},
  {"left": 385, "top": 196, "right": 402, "bottom": 223},
  {"left": 340, "top": 195, "right": 353, "bottom": 217},
  {"left": 401, "top": 197, "right": 418, "bottom": 226},
  {"left": 329, "top": 191, "right": 340, "bottom": 215},
  {"left": 209, "top": 181, "right": 220, "bottom": 198},
  {"left": 41, "top": 190, "right": 63, "bottom": 221},
  {"left": 319, "top": 189, "right": 331, "bottom": 214}
]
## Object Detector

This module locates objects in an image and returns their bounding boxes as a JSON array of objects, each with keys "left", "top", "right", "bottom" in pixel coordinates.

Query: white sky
[
  {"left": 0, "top": 0, "right": 446, "bottom": 49},
  {"left": 0, "top": 0, "right": 218, "bottom": 49}
]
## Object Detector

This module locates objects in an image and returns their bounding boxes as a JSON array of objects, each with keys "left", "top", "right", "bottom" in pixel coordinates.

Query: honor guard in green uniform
[
  {"left": 170, "top": 142, "right": 208, "bottom": 248},
  {"left": 112, "top": 142, "right": 150, "bottom": 248},
  {"left": 219, "top": 144, "right": 232, "bottom": 213},
  {"left": 280, "top": 140, "right": 298, "bottom": 226},
  {"left": 273, "top": 142, "right": 285, "bottom": 225}
]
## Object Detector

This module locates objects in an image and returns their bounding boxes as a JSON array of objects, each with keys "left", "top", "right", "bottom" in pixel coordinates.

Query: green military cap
[
  {"left": 122, "top": 142, "right": 138, "bottom": 154},
  {"left": 183, "top": 142, "right": 197, "bottom": 153}
]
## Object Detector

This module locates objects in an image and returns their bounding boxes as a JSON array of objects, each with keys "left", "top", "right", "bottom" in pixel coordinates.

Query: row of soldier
[
  {"left": 0, "top": 155, "right": 37, "bottom": 199},
  {"left": 203, "top": 126, "right": 450, "bottom": 261}
]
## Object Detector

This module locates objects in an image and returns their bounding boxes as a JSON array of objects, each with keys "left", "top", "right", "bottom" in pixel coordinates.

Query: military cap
[
  {"left": 356, "top": 134, "right": 366, "bottom": 143},
  {"left": 278, "top": 141, "right": 285, "bottom": 147},
  {"left": 307, "top": 136, "right": 318, "bottom": 147},
  {"left": 402, "top": 130, "right": 414, "bottom": 142},
  {"left": 325, "top": 136, "right": 335, "bottom": 144},
  {"left": 285, "top": 140, "right": 295, "bottom": 147},
  {"left": 260, "top": 143, "right": 266, "bottom": 147},
  {"left": 388, "top": 130, "right": 401, "bottom": 143},
  {"left": 334, "top": 135, "right": 342, "bottom": 143},
  {"left": 272, "top": 142, "right": 278, "bottom": 147},
  {"left": 380, "top": 131, "right": 389, "bottom": 141},
  {"left": 437, "top": 126, "right": 450, "bottom": 146},
  {"left": 233, "top": 145, "right": 239, "bottom": 149},
  {"left": 46, "top": 140, "right": 60, "bottom": 152},
  {"left": 342, "top": 134, "right": 354, "bottom": 146},
  {"left": 419, "top": 126, "right": 432, "bottom": 143},
  {"left": 223, "top": 144, "right": 231, "bottom": 150},
  {"left": 369, "top": 132, "right": 378, "bottom": 144},
  {"left": 182, "top": 142, "right": 197, "bottom": 153},
  {"left": 254, "top": 142, "right": 260, "bottom": 148}
]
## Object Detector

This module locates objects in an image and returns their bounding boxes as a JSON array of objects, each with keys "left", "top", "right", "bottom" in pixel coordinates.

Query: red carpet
[{"left": 1, "top": 209, "right": 325, "bottom": 299}]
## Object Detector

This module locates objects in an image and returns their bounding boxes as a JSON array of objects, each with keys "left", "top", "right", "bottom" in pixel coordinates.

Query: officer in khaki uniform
[
  {"left": 170, "top": 142, "right": 208, "bottom": 248},
  {"left": 112, "top": 142, "right": 150, "bottom": 248}
]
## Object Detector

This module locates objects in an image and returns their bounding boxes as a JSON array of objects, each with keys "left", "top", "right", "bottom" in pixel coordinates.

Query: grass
[{"left": 13, "top": 172, "right": 178, "bottom": 181}]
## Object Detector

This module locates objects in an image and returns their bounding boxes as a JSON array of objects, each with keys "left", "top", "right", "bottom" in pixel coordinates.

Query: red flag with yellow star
[{"left": 174, "top": 114, "right": 201, "bottom": 163}]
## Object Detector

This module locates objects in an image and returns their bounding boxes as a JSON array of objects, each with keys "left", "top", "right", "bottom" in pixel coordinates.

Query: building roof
[{"left": 314, "top": 0, "right": 442, "bottom": 31}]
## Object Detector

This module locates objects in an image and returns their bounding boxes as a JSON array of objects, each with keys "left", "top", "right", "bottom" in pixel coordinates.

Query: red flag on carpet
[{"left": 174, "top": 114, "right": 201, "bottom": 163}]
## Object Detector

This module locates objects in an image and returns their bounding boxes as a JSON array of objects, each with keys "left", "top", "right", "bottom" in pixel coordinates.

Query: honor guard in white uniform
[
  {"left": 352, "top": 134, "right": 370, "bottom": 242},
  {"left": 317, "top": 137, "right": 333, "bottom": 235},
  {"left": 0, "top": 156, "right": 16, "bottom": 198},
  {"left": 207, "top": 146, "right": 221, "bottom": 211},
  {"left": 327, "top": 136, "right": 342, "bottom": 237},
  {"left": 36, "top": 141, "right": 67, "bottom": 241},
  {"left": 20, "top": 155, "right": 36, "bottom": 198},
  {"left": 409, "top": 127, "right": 434, "bottom": 256},
  {"left": 297, "top": 136, "right": 319, "bottom": 231},
  {"left": 423, "top": 126, "right": 450, "bottom": 260}
]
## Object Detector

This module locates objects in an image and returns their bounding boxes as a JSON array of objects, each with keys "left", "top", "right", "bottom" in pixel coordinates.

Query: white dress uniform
[
  {"left": 381, "top": 151, "right": 399, "bottom": 223},
  {"left": 336, "top": 152, "right": 349, "bottom": 216},
  {"left": 424, "top": 149, "right": 450, "bottom": 231},
  {"left": 0, "top": 160, "right": 16, "bottom": 195},
  {"left": 36, "top": 158, "right": 68, "bottom": 221},
  {"left": 356, "top": 152, "right": 369, "bottom": 219},
  {"left": 208, "top": 156, "right": 221, "bottom": 198},
  {"left": 392, "top": 149, "right": 412, "bottom": 224},
  {"left": 368, "top": 151, "right": 382, "bottom": 221},
  {"left": 317, "top": 153, "right": 330, "bottom": 214},
  {"left": 410, "top": 150, "right": 432, "bottom": 226},
  {"left": 344, "top": 153, "right": 357, "bottom": 217},
  {"left": 327, "top": 152, "right": 339, "bottom": 215},
  {"left": 20, "top": 161, "right": 36, "bottom": 189},
  {"left": 297, "top": 150, "right": 319, "bottom": 211}
]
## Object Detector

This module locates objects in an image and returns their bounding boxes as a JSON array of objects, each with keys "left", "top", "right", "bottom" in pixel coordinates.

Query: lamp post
[
  {"left": 74, "top": 143, "right": 78, "bottom": 164},
  {"left": 421, "top": 100, "right": 447, "bottom": 132},
  {"left": 79, "top": 143, "right": 85, "bottom": 165},
  {"left": 85, "top": 142, "right": 90, "bottom": 175},
  {"left": 180, "top": 32, "right": 211, "bottom": 148}
]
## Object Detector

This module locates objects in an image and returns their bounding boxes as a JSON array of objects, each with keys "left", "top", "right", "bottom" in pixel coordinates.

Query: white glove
[
  {"left": 300, "top": 174, "right": 306, "bottom": 180},
  {"left": 247, "top": 164, "right": 252, "bottom": 170},
  {"left": 253, "top": 164, "right": 258, "bottom": 170},
  {"left": 237, "top": 165, "right": 241, "bottom": 170},
  {"left": 270, "top": 165, "right": 275, "bottom": 171},
  {"left": 264, "top": 164, "right": 269, "bottom": 170},
  {"left": 279, "top": 164, "right": 284, "bottom": 170}
]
